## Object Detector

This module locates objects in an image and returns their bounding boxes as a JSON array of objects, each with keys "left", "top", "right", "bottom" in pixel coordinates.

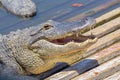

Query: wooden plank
[
  {"left": 72, "top": 56, "right": 120, "bottom": 80},
  {"left": 67, "top": 0, "right": 120, "bottom": 21},
  {"left": 88, "top": 42, "right": 120, "bottom": 64},
  {"left": 45, "top": 29, "right": 120, "bottom": 80},
  {"left": 83, "top": 28, "right": 120, "bottom": 58},
  {"left": 84, "top": 17, "right": 120, "bottom": 38},
  {"left": 95, "top": 7, "right": 120, "bottom": 23},
  {"left": 103, "top": 71, "right": 120, "bottom": 80}
]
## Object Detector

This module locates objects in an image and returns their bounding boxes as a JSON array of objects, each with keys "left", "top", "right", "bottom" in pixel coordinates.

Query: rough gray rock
[{"left": 0, "top": 0, "right": 36, "bottom": 17}]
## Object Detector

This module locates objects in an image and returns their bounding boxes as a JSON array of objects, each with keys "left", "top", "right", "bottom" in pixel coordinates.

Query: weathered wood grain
[
  {"left": 95, "top": 7, "right": 120, "bottom": 23},
  {"left": 103, "top": 71, "right": 120, "bottom": 80},
  {"left": 84, "top": 17, "right": 120, "bottom": 38},
  {"left": 83, "top": 19, "right": 120, "bottom": 58},
  {"left": 72, "top": 56, "right": 120, "bottom": 80}
]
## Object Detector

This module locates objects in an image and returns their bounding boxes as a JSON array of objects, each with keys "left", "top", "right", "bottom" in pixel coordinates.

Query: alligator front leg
[{"left": 0, "top": 36, "right": 38, "bottom": 79}]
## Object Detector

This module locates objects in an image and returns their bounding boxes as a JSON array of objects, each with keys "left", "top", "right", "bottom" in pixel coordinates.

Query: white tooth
[
  {"left": 76, "top": 32, "right": 79, "bottom": 37},
  {"left": 93, "top": 38, "right": 98, "bottom": 42}
]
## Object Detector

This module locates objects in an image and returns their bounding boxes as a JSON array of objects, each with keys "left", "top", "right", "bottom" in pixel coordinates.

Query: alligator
[
  {"left": 0, "top": 0, "right": 36, "bottom": 17},
  {"left": 0, "top": 17, "right": 97, "bottom": 80}
]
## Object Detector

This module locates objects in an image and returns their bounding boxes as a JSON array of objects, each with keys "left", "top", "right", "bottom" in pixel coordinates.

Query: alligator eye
[
  {"left": 30, "top": 24, "right": 54, "bottom": 36},
  {"left": 43, "top": 24, "right": 53, "bottom": 30}
]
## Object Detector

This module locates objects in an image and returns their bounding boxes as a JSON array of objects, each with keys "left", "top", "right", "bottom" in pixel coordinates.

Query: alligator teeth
[{"left": 76, "top": 32, "right": 79, "bottom": 37}]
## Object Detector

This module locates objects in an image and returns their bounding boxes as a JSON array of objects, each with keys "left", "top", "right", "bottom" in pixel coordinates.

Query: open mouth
[
  {"left": 29, "top": 33, "right": 96, "bottom": 50},
  {"left": 50, "top": 34, "right": 96, "bottom": 45}
]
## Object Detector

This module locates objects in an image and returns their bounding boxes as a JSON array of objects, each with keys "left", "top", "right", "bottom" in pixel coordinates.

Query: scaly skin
[
  {"left": 0, "top": 17, "right": 97, "bottom": 79},
  {"left": 0, "top": 0, "right": 36, "bottom": 17}
]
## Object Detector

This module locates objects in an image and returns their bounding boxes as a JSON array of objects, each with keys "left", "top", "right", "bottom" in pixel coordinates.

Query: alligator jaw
[
  {"left": 28, "top": 17, "right": 97, "bottom": 61},
  {"left": 28, "top": 17, "right": 96, "bottom": 47},
  {"left": 50, "top": 33, "right": 96, "bottom": 45},
  {"left": 29, "top": 33, "right": 97, "bottom": 67},
  {"left": 29, "top": 28, "right": 96, "bottom": 47},
  {"left": 28, "top": 29, "right": 97, "bottom": 52},
  {"left": 29, "top": 30, "right": 96, "bottom": 49}
]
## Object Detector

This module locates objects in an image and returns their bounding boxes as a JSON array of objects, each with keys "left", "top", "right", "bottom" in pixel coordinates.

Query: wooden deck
[
  {"left": 0, "top": 1, "right": 120, "bottom": 80},
  {"left": 37, "top": 7, "right": 120, "bottom": 80}
]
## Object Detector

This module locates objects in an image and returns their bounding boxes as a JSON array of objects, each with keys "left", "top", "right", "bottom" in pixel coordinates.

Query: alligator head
[
  {"left": 29, "top": 17, "right": 97, "bottom": 51},
  {"left": 25, "top": 17, "right": 97, "bottom": 74},
  {"left": 0, "top": 0, "right": 36, "bottom": 17},
  {"left": 2, "top": 17, "right": 97, "bottom": 75},
  {"left": 29, "top": 17, "right": 96, "bottom": 44}
]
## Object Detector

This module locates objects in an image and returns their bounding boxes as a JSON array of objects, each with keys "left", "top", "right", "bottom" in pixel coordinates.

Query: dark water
[{"left": 0, "top": 0, "right": 120, "bottom": 34}]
